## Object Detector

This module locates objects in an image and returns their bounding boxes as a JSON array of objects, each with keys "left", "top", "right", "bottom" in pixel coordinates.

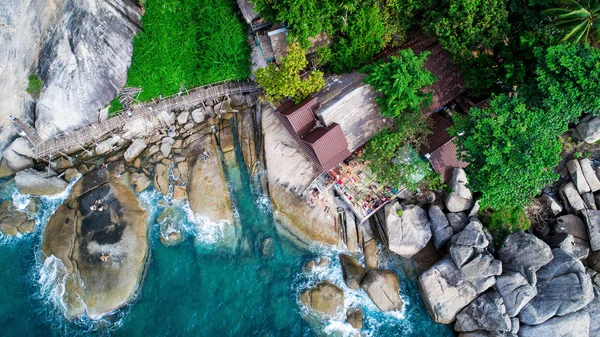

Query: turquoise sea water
[{"left": 0, "top": 128, "right": 453, "bottom": 336}]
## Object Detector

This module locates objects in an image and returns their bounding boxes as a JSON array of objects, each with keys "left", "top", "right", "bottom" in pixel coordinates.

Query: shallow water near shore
[{"left": 0, "top": 141, "right": 453, "bottom": 336}]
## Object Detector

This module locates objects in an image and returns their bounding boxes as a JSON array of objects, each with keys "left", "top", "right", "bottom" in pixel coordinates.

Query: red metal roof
[
  {"left": 274, "top": 98, "right": 351, "bottom": 173},
  {"left": 428, "top": 138, "right": 469, "bottom": 181},
  {"left": 303, "top": 124, "right": 351, "bottom": 172}
]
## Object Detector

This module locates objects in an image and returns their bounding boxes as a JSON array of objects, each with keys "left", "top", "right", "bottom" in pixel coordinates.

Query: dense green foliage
[
  {"left": 534, "top": 44, "right": 600, "bottom": 120},
  {"left": 481, "top": 207, "right": 531, "bottom": 243},
  {"left": 543, "top": 0, "right": 600, "bottom": 45},
  {"left": 424, "top": 0, "right": 510, "bottom": 61},
  {"left": 255, "top": 44, "right": 325, "bottom": 103},
  {"left": 126, "top": 0, "right": 250, "bottom": 101},
  {"left": 362, "top": 49, "right": 436, "bottom": 189},
  {"left": 26, "top": 74, "right": 43, "bottom": 99},
  {"left": 452, "top": 94, "right": 562, "bottom": 209}
]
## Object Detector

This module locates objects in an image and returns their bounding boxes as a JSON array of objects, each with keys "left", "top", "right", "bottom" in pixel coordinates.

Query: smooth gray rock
[
  {"left": 567, "top": 159, "right": 591, "bottom": 194},
  {"left": 148, "top": 145, "right": 159, "bottom": 156},
  {"left": 468, "top": 200, "right": 481, "bottom": 218},
  {"left": 419, "top": 256, "right": 478, "bottom": 324},
  {"left": 339, "top": 254, "right": 366, "bottom": 290},
  {"left": 454, "top": 291, "right": 512, "bottom": 333},
  {"left": 519, "top": 248, "right": 594, "bottom": 325},
  {"left": 177, "top": 111, "right": 189, "bottom": 125},
  {"left": 546, "top": 233, "right": 588, "bottom": 260},
  {"left": 160, "top": 137, "right": 175, "bottom": 157},
  {"left": 539, "top": 194, "right": 563, "bottom": 216},
  {"left": 447, "top": 212, "right": 469, "bottom": 233},
  {"left": 450, "top": 220, "right": 490, "bottom": 269},
  {"left": 124, "top": 139, "right": 147, "bottom": 162},
  {"left": 584, "top": 281, "right": 600, "bottom": 336},
  {"left": 153, "top": 164, "right": 169, "bottom": 195},
  {"left": 579, "top": 158, "right": 600, "bottom": 192},
  {"left": 559, "top": 182, "right": 586, "bottom": 213},
  {"left": 519, "top": 310, "right": 590, "bottom": 337},
  {"left": 385, "top": 203, "right": 432, "bottom": 258},
  {"left": 583, "top": 192, "right": 597, "bottom": 210},
  {"left": 497, "top": 232, "right": 553, "bottom": 282},
  {"left": 51, "top": 157, "right": 72, "bottom": 170},
  {"left": 577, "top": 115, "right": 600, "bottom": 144},
  {"left": 63, "top": 168, "right": 80, "bottom": 182},
  {"left": 494, "top": 271, "right": 537, "bottom": 317},
  {"left": 15, "top": 169, "right": 68, "bottom": 196},
  {"left": 555, "top": 215, "right": 590, "bottom": 256},
  {"left": 582, "top": 210, "right": 600, "bottom": 251},
  {"left": 95, "top": 136, "right": 123, "bottom": 156},
  {"left": 460, "top": 253, "right": 502, "bottom": 284},
  {"left": 191, "top": 108, "right": 205, "bottom": 123},
  {"left": 429, "top": 205, "right": 453, "bottom": 249},
  {"left": 2, "top": 138, "right": 34, "bottom": 172},
  {"left": 361, "top": 270, "right": 403, "bottom": 312},
  {"left": 445, "top": 168, "right": 473, "bottom": 212}
]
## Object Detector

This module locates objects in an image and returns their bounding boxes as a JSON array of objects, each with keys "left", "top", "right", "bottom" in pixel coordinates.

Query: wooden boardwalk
[{"left": 13, "top": 81, "right": 259, "bottom": 160}]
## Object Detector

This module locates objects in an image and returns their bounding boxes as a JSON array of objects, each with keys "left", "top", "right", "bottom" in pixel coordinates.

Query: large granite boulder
[
  {"left": 576, "top": 115, "right": 600, "bottom": 144},
  {"left": 41, "top": 165, "right": 148, "bottom": 318},
  {"left": 0, "top": 200, "right": 35, "bottom": 236},
  {"left": 429, "top": 205, "right": 453, "bottom": 249},
  {"left": 519, "top": 310, "right": 590, "bottom": 337},
  {"left": 582, "top": 209, "right": 600, "bottom": 251},
  {"left": 124, "top": 139, "right": 146, "bottom": 163},
  {"left": 493, "top": 271, "right": 536, "bottom": 317},
  {"left": 299, "top": 281, "right": 345, "bottom": 318},
  {"left": 559, "top": 182, "right": 586, "bottom": 213},
  {"left": 585, "top": 274, "right": 600, "bottom": 336},
  {"left": 1, "top": 138, "right": 34, "bottom": 175},
  {"left": 361, "top": 270, "right": 403, "bottom": 312},
  {"left": 555, "top": 214, "right": 590, "bottom": 257},
  {"left": 445, "top": 168, "right": 473, "bottom": 212},
  {"left": 579, "top": 158, "right": 600, "bottom": 192},
  {"left": 153, "top": 163, "right": 169, "bottom": 195},
  {"left": 419, "top": 256, "right": 479, "bottom": 324},
  {"left": 339, "top": 254, "right": 366, "bottom": 290},
  {"left": 385, "top": 203, "right": 432, "bottom": 258},
  {"left": 15, "top": 169, "right": 68, "bottom": 196},
  {"left": 346, "top": 308, "right": 363, "bottom": 330},
  {"left": 497, "top": 232, "right": 553, "bottom": 283},
  {"left": 567, "top": 159, "right": 591, "bottom": 194},
  {"left": 454, "top": 291, "right": 512, "bottom": 333},
  {"left": 519, "top": 248, "right": 594, "bottom": 325},
  {"left": 446, "top": 212, "right": 469, "bottom": 233},
  {"left": 449, "top": 220, "right": 501, "bottom": 293},
  {"left": 129, "top": 172, "right": 151, "bottom": 193}
]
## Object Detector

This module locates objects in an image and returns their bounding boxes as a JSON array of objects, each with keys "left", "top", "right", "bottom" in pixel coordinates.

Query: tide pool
[{"left": 0, "top": 138, "right": 453, "bottom": 336}]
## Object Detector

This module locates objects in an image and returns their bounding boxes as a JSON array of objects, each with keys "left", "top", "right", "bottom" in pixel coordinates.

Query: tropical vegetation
[
  {"left": 255, "top": 44, "right": 325, "bottom": 103},
  {"left": 26, "top": 74, "right": 43, "bottom": 99},
  {"left": 124, "top": 0, "right": 251, "bottom": 101}
]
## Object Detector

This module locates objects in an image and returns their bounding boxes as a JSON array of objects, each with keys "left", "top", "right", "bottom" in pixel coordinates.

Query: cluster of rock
[
  {"left": 300, "top": 253, "right": 403, "bottom": 331},
  {"left": 411, "top": 167, "right": 600, "bottom": 336}
]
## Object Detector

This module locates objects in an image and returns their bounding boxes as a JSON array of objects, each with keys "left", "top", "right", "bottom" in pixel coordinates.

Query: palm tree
[{"left": 543, "top": 0, "right": 600, "bottom": 46}]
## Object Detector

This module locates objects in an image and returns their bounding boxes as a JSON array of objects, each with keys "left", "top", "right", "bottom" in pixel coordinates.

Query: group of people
[
  {"left": 90, "top": 199, "right": 104, "bottom": 212},
  {"left": 200, "top": 150, "right": 211, "bottom": 161}
]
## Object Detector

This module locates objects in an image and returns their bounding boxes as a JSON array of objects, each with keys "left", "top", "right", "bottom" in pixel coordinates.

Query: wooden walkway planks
[{"left": 13, "top": 81, "right": 259, "bottom": 160}]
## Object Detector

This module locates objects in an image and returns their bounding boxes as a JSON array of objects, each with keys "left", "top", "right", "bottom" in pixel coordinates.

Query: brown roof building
[
  {"left": 420, "top": 113, "right": 468, "bottom": 181},
  {"left": 274, "top": 97, "right": 351, "bottom": 172}
]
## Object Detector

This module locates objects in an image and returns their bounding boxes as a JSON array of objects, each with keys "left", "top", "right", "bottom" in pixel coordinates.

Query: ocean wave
[{"left": 38, "top": 255, "right": 68, "bottom": 313}]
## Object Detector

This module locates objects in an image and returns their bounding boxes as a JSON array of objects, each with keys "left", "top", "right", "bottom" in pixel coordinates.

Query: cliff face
[{"left": 0, "top": 0, "right": 141, "bottom": 149}]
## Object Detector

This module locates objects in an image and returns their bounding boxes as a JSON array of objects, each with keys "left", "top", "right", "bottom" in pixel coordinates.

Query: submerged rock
[
  {"left": 42, "top": 166, "right": 148, "bottom": 318},
  {"left": 346, "top": 308, "right": 363, "bottom": 329},
  {"left": 0, "top": 200, "right": 35, "bottom": 236},
  {"left": 300, "top": 281, "right": 345, "bottom": 318},
  {"left": 157, "top": 207, "right": 184, "bottom": 247},
  {"left": 361, "top": 270, "right": 403, "bottom": 312}
]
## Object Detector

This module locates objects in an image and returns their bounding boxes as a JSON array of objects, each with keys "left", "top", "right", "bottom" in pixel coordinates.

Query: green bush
[
  {"left": 26, "top": 74, "right": 43, "bottom": 99},
  {"left": 396, "top": 209, "right": 403, "bottom": 217},
  {"left": 108, "top": 98, "right": 123, "bottom": 116},
  {"left": 481, "top": 207, "right": 531, "bottom": 244},
  {"left": 125, "top": 0, "right": 251, "bottom": 101}
]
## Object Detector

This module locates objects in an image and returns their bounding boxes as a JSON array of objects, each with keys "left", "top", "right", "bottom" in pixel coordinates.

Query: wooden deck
[{"left": 14, "top": 80, "right": 259, "bottom": 160}]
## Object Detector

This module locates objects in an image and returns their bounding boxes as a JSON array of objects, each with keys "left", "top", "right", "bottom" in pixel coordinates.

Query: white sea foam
[{"left": 38, "top": 255, "right": 68, "bottom": 313}]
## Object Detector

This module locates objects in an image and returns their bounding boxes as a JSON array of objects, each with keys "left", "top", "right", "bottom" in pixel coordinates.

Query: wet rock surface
[
  {"left": 300, "top": 281, "right": 345, "bottom": 318},
  {"left": 361, "top": 270, "right": 403, "bottom": 312},
  {"left": 0, "top": 200, "right": 35, "bottom": 236},
  {"left": 42, "top": 165, "right": 148, "bottom": 318}
]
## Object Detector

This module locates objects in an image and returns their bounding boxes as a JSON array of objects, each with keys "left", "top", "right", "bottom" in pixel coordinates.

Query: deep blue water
[{"left": 0, "top": 129, "right": 453, "bottom": 336}]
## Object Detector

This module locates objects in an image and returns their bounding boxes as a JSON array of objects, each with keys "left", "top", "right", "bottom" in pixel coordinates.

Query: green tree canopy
[
  {"left": 542, "top": 0, "right": 600, "bottom": 46},
  {"left": 362, "top": 49, "right": 437, "bottom": 189},
  {"left": 452, "top": 94, "right": 562, "bottom": 209},
  {"left": 533, "top": 43, "right": 600, "bottom": 123},
  {"left": 255, "top": 44, "right": 325, "bottom": 103},
  {"left": 424, "top": 0, "right": 510, "bottom": 61}
]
